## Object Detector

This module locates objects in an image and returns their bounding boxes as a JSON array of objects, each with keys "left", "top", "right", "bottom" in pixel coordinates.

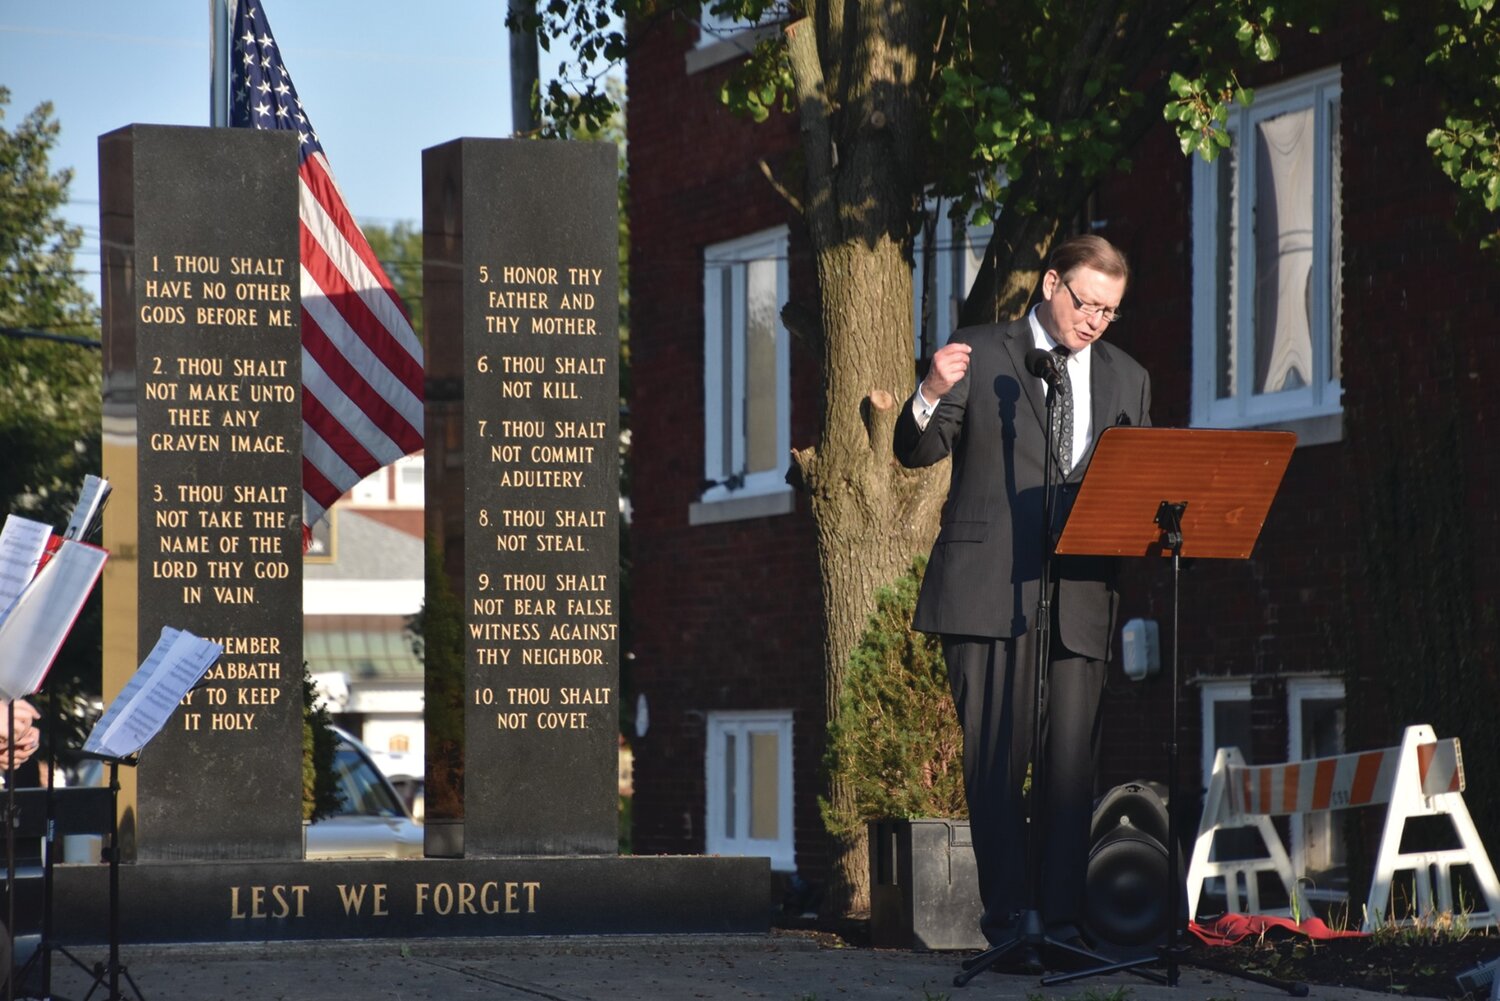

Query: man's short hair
[{"left": 1049, "top": 234, "right": 1130, "bottom": 289}]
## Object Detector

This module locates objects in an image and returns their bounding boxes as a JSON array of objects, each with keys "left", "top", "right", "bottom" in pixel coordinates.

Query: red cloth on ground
[{"left": 1189, "top": 913, "right": 1368, "bottom": 946}]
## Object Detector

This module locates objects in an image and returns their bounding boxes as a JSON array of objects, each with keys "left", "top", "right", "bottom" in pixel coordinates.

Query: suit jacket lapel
[
  {"left": 1004, "top": 322, "right": 1048, "bottom": 435},
  {"left": 1083, "top": 341, "right": 1122, "bottom": 472}
]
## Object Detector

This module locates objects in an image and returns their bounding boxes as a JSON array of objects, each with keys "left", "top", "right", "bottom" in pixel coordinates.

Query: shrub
[{"left": 822, "top": 556, "right": 966, "bottom": 838}]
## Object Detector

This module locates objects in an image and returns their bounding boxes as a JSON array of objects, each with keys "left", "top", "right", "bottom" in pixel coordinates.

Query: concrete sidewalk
[{"left": 24, "top": 932, "right": 1398, "bottom": 1001}]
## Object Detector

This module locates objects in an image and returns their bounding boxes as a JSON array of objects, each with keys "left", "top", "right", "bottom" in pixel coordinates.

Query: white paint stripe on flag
[
  {"left": 300, "top": 333, "right": 409, "bottom": 467},
  {"left": 300, "top": 265, "right": 424, "bottom": 435},
  {"left": 299, "top": 164, "right": 424, "bottom": 366}
]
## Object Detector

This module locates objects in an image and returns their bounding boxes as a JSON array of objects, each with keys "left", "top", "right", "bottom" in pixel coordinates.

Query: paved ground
[{"left": 19, "top": 932, "right": 1402, "bottom": 1001}]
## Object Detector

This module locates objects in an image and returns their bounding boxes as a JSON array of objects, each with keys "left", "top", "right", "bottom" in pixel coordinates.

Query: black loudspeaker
[
  {"left": 1083, "top": 781, "right": 1178, "bottom": 956},
  {"left": 1089, "top": 780, "right": 1170, "bottom": 848}
]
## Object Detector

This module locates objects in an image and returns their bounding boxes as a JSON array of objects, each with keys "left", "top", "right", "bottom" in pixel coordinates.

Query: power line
[{"left": 1, "top": 326, "right": 101, "bottom": 349}]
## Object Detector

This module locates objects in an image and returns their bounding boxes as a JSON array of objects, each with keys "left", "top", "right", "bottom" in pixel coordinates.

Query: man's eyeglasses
[{"left": 1060, "top": 279, "right": 1122, "bottom": 323}]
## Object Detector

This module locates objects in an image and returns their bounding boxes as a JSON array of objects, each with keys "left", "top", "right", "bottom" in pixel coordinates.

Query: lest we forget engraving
[
  {"left": 100, "top": 124, "right": 304, "bottom": 859},
  {"left": 424, "top": 139, "right": 621, "bottom": 856}
]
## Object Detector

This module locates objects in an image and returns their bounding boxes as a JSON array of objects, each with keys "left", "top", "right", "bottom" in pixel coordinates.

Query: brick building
[{"left": 624, "top": 12, "right": 1500, "bottom": 906}]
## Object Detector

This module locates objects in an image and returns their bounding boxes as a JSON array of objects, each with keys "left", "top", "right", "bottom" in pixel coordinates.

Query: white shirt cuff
[{"left": 912, "top": 388, "right": 937, "bottom": 431}]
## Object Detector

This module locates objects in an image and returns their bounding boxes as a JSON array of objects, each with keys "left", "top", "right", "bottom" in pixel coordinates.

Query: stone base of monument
[{"left": 46, "top": 856, "right": 768, "bottom": 943}]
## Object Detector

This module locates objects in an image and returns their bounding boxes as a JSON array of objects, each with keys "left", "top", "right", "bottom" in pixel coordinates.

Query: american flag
[{"left": 229, "top": 2, "right": 424, "bottom": 531}]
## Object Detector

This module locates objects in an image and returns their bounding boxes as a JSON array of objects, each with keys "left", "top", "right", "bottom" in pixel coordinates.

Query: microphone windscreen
[{"left": 1024, "top": 348, "right": 1055, "bottom": 378}]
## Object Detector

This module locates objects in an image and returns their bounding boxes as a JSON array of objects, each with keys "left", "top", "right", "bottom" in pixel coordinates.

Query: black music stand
[
  {"left": 66, "top": 751, "right": 143, "bottom": 1001},
  {"left": 8, "top": 689, "right": 114, "bottom": 1001},
  {"left": 1042, "top": 426, "right": 1304, "bottom": 993}
]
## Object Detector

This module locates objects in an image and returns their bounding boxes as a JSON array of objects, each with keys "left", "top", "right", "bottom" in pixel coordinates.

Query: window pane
[
  {"left": 1253, "top": 106, "right": 1316, "bottom": 395},
  {"left": 1300, "top": 697, "right": 1347, "bottom": 872},
  {"left": 1215, "top": 143, "right": 1239, "bottom": 400},
  {"left": 744, "top": 258, "right": 779, "bottom": 475},
  {"left": 720, "top": 267, "right": 735, "bottom": 473},
  {"left": 1213, "top": 699, "right": 1253, "bottom": 763},
  {"left": 749, "top": 730, "right": 779, "bottom": 840},
  {"left": 724, "top": 732, "right": 737, "bottom": 838},
  {"left": 1328, "top": 96, "right": 1343, "bottom": 384}
]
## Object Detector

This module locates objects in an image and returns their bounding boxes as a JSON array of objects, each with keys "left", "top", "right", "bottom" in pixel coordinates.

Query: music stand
[{"left": 1041, "top": 426, "right": 1303, "bottom": 993}]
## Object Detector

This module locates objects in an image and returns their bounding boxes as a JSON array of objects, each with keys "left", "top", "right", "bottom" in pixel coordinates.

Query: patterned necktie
[{"left": 1051, "top": 346, "right": 1073, "bottom": 477}]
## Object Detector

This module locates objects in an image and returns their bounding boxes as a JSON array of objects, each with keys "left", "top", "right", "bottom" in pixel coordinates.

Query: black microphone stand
[{"left": 955, "top": 354, "right": 1162, "bottom": 987}]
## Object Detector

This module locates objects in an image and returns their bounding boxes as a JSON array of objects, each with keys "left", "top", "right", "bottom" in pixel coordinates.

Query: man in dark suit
[{"left": 894, "top": 234, "right": 1151, "bottom": 952}]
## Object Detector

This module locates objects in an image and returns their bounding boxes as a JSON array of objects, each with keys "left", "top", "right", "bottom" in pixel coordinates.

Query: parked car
[{"left": 305, "top": 727, "right": 423, "bottom": 860}]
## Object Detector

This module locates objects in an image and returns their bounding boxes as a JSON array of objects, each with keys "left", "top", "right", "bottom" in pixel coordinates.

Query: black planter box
[{"left": 868, "top": 818, "right": 985, "bottom": 950}]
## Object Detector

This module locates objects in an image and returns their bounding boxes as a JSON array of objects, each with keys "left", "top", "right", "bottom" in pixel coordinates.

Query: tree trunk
[
  {"left": 785, "top": 9, "right": 948, "bottom": 917},
  {"left": 798, "top": 239, "right": 949, "bottom": 916}
]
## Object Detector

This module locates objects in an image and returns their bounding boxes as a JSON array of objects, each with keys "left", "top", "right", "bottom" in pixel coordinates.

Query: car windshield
[{"left": 331, "top": 741, "right": 407, "bottom": 818}]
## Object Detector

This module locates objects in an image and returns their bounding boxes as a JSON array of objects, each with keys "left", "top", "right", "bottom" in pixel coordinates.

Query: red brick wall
[{"left": 626, "top": 24, "right": 830, "bottom": 879}]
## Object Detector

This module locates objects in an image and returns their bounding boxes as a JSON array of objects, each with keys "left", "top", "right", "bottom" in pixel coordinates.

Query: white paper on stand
[
  {"left": 0, "top": 539, "right": 108, "bottom": 701},
  {"left": 0, "top": 515, "right": 54, "bottom": 620},
  {"left": 84, "top": 628, "right": 224, "bottom": 761}
]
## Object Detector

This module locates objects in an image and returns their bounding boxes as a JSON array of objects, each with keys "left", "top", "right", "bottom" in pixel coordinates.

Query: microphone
[{"left": 1024, "top": 348, "right": 1064, "bottom": 386}]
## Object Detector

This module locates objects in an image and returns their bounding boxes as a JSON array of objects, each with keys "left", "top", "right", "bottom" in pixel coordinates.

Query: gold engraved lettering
[
  {"left": 229, "top": 256, "right": 285, "bottom": 276},
  {"left": 232, "top": 358, "right": 289, "bottom": 378},
  {"left": 551, "top": 357, "right": 607, "bottom": 376},
  {"left": 559, "top": 687, "right": 611, "bottom": 705},
  {"left": 553, "top": 574, "right": 607, "bottom": 592},
  {"left": 416, "top": 881, "right": 540, "bottom": 917},
  {"left": 536, "top": 711, "right": 588, "bottom": 729}
]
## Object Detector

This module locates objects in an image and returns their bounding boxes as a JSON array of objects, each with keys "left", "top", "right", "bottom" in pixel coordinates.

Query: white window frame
[
  {"left": 1199, "top": 678, "right": 1252, "bottom": 787},
  {"left": 1286, "top": 677, "right": 1346, "bottom": 884},
  {"left": 687, "top": 7, "right": 782, "bottom": 74},
  {"left": 349, "top": 466, "right": 389, "bottom": 506},
  {"left": 1190, "top": 67, "right": 1343, "bottom": 439},
  {"left": 705, "top": 710, "right": 796, "bottom": 872},
  {"left": 912, "top": 202, "right": 991, "bottom": 358},
  {"left": 697, "top": 227, "right": 792, "bottom": 518},
  {"left": 392, "top": 454, "right": 425, "bottom": 507}
]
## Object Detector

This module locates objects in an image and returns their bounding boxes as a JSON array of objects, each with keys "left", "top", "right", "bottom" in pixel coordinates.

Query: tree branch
[
  {"left": 866, "top": 388, "right": 897, "bottom": 468},
  {"left": 785, "top": 18, "right": 840, "bottom": 247}
]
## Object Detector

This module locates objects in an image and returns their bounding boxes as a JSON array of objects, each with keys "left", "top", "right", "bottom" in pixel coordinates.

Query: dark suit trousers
[{"left": 943, "top": 628, "right": 1106, "bottom": 942}]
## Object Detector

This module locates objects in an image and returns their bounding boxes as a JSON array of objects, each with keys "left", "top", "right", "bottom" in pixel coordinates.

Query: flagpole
[{"left": 209, "top": 0, "right": 237, "bottom": 126}]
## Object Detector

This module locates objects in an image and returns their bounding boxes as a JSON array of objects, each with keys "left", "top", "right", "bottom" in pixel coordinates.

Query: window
[
  {"left": 705, "top": 711, "right": 795, "bottom": 871},
  {"left": 1200, "top": 679, "right": 1253, "bottom": 784},
  {"left": 349, "top": 466, "right": 389, "bottom": 506},
  {"left": 1191, "top": 68, "right": 1342, "bottom": 438},
  {"left": 697, "top": 228, "right": 792, "bottom": 521},
  {"left": 912, "top": 205, "right": 991, "bottom": 359},
  {"left": 1199, "top": 679, "right": 1261, "bottom": 863},
  {"left": 1287, "top": 678, "right": 1347, "bottom": 889},
  {"left": 687, "top": 6, "right": 782, "bottom": 73},
  {"left": 393, "top": 454, "right": 424, "bottom": 506}
]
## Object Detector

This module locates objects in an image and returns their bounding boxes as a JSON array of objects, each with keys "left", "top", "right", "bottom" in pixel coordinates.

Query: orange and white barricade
[{"left": 1186, "top": 723, "right": 1500, "bottom": 931}]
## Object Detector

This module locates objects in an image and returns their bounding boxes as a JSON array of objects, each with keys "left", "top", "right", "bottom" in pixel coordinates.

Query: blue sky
[{"left": 2, "top": 1, "right": 597, "bottom": 303}]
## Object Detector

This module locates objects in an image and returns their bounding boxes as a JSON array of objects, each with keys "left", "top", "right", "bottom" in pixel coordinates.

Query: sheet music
[
  {"left": 0, "top": 539, "right": 109, "bottom": 700},
  {"left": 0, "top": 515, "right": 52, "bottom": 620},
  {"left": 85, "top": 627, "right": 223, "bottom": 760}
]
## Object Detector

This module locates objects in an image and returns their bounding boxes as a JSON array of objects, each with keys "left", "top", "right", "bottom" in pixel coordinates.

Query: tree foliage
[
  {"left": 0, "top": 89, "right": 103, "bottom": 733},
  {"left": 1417, "top": 0, "right": 1500, "bottom": 248},
  {"left": 0, "top": 87, "right": 100, "bottom": 526},
  {"left": 363, "top": 220, "right": 425, "bottom": 340},
  {"left": 822, "top": 557, "right": 964, "bottom": 838}
]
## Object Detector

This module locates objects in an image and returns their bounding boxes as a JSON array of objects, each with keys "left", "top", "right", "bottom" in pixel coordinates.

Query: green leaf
[{"left": 1254, "top": 32, "right": 1280, "bottom": 61}]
